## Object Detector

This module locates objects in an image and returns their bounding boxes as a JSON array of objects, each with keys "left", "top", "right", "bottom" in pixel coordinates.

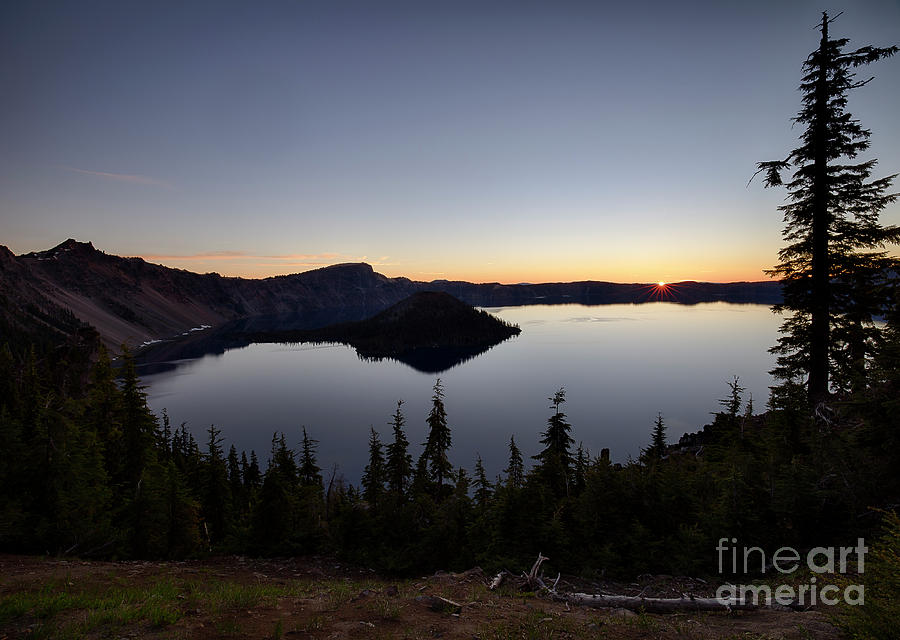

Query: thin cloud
[
  {"left": 64, "top": 166, "right": 172, "bottom": 189},
  {"left": 264, "top": 253, "right": 342, "bottom": 261},
  {"left": 141, "top": 251, "right": 249, "bottom": 261},
  {"left": 143, "top": 251, "right": 346, "bottom": 263},
  {"left": 256, "top": 262, "right": 339, "bottom": 269}
]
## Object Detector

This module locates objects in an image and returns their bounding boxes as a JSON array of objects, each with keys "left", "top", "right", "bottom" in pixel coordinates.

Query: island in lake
[{"left": 241, "top": 291, "right": 521, "bottom": 373}]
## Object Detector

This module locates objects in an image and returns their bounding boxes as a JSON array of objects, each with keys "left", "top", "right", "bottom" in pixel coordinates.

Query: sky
[{"left": 1, "top": 0, "right": 898, "bottom": 284}]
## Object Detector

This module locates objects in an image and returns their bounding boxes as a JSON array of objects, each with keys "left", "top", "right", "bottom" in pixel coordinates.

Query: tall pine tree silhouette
[
  {"left": 755, "top": 12, "right": 898, "bottom": 406},
  {"left": 533, "top": 387, "right": 574, "bottom": 496},
  {"left": 385, "top": 400, "right": 412, "bottom": 499},
  {"left": 421, "top": 379, "right": 452, "bottom": 492}
]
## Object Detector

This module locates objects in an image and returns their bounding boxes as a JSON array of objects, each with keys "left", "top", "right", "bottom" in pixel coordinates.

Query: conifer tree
[
  {"left": 201, "top": 425, "right": 232, "bottom": 544},
  {"left": 361, "top": 427, "right": 385, "bottom": 507},
  {"left": 162, "top": 459, "right": 201, "bottom": 557},
  {"left": 504, "top": 435, "right": 525, "bottom": 489},
  {"left": 422, "top": 379, "right": 453, "bottom": 491},
  {"left": 159, "top": 409, "right": 173, "bottom": 461},
  {"left": 573, "top": 443, "right": 588, "bottom": 494},
  {"left": 252, "top": 433, "right": 300, "bottom": 553},
  {"left": 719, "top": 376, "right": 745, "bottom": 423},
  {"left": 238, "top": 450, "right": 257, "bottom": 515},
  {"left": 755, "top": 12, "right": 898, "bottom": 405},
  {"left": 298, "top": 427, "right": 322, "bottom": 487},
  {"left": 245, "top": 450, "right": 261, "bottom": 492},
  {"left": 533, "top": 388, "right": 575, "bottom": 496},
  {"left": 82, "top": 345, "right": 124, "bottom": 484},
  {"left": 296, "top": 428, "right": 324, "bottom": 549},
  {"left": 227, "top": 444, "right": 243, "bottom": 513},
  {"left": 645, "top": 413, "right": 667, "bottom": 461},
  {"left": 118, "top": 347, "right": 159, "bottom": 487},
  {"left": 473, "top": 454, "right": 493, "bottom": 511},
  {"left": 385, "top": 400, "right": 412, "bottom": 498}
]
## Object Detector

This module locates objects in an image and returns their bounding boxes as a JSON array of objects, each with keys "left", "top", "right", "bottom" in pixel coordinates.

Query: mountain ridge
[{"left": 0, "top": 239, "right": 783, "bottom": 349}]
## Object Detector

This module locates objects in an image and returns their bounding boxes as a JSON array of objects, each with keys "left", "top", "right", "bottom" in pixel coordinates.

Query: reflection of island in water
[
  {"left": 137, "top": 292, "right": 521, "bottom": 375},
  {"left": 243, "top": 291, "right": 521, "bottom": 374}
]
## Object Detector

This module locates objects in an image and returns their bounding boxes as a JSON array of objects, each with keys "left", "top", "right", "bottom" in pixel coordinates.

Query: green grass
[
  {"left": 367, "top": 595, "right": 403, "bottom": 620},
  {"left": 477, "top": 608, "right": 584, "bottom": 640},
  {"left": 0, "top": 574, "right": 320, "bottom": 637}
]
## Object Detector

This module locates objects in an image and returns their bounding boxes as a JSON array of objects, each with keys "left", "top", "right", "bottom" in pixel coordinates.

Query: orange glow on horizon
[
  {"left": 139, "top": 253, "right": 772, "bottom": 284},
  {"left": 132, "top": 246, "right": 777, "bottom": 284}
]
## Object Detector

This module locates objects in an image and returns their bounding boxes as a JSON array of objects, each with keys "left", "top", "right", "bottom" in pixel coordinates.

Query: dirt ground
[{"left": 0, "top": 555, "right": 843, "bottom": 639}]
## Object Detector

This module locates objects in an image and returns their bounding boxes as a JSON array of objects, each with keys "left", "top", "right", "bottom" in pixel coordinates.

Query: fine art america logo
[{"left": 715, "top": 538, "right": 867, "bottom": 607}]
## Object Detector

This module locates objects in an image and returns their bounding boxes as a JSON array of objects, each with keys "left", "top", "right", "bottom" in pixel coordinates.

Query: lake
[{"left": 142, "top": 302, "right": 781, "bottom": 485}]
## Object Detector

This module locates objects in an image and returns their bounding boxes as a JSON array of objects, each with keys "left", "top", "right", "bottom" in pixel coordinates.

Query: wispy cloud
[
  {"left": 142, "top": 251, "right": 344, "bottom": 264},
  {"left": 64, "top": 166, "right": 172, "bottom": 189},
  {"left": 142, "top": 251, "right": 251, "bottom": 261},
  {"left": 265, "top": 253, "right": 342, "bottom": 261}
]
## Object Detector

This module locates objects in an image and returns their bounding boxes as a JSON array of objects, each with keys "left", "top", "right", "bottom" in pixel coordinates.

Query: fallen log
[
  {"left": 489, "top": 571, "right": 512, "bottom": 590},
  {"left": 556, "top": 592, "right": 760, "bottom": 613}
]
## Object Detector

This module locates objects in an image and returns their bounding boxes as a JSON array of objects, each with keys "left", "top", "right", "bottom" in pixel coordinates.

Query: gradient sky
[{"left": 1, "top": 1, "right": 898, "bottom": 283}]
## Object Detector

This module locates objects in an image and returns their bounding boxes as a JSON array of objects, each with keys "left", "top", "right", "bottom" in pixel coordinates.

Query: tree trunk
[
  {"left": 557, "top": 592, "right": 760, "bottom": 613},
  {"left": 808, "top": 11, "right": 831, "bottom": 406}
]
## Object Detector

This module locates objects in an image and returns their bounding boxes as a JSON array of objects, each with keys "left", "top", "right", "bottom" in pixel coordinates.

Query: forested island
[{"left": 242, "top": 291, "right": 520, "bottom": 371}]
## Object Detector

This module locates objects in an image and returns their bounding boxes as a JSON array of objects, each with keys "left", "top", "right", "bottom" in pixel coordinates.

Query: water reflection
[
  {"left": 137, "top": 306, "right": 518, "bottom": 375},
  {"left": 142, "top": 303, "right": 780, "bottom": 486}
]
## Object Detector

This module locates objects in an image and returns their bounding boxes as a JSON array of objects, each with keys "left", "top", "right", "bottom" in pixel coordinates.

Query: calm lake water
[{"left": 142, "top": 302, "right": 780, "bottom": 485}]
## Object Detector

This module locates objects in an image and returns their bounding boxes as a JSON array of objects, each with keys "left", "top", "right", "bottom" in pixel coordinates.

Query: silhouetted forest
[{"left": 1, "top": 323, "right": 898, "bottom": 578}]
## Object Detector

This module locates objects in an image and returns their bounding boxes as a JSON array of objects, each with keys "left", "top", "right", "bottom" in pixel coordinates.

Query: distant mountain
[
  {"left": 0, "top": 239, "right": 783, "bottom": 350},
  {"left": 244, "top": 291, "right": 521, "bottom": 372}
]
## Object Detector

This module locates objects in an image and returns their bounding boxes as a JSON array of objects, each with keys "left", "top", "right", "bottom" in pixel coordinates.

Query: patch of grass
[
  {"left": 368, "top": 595, "right": 402, "bottom": 620},
  {"left": 669, "top": 616, "right": 700, "bottom": 638},
  {"left": 599, "top": 607, "right": 664, "bottom": 632},
  {"left": 206, "top": 581, "right": 280, "bottom": 613},
  {"left": 634, "top": 609, "right": 663, "bottom": 631},
  {"left": 478, "top": 608, "right": 584, "bottom": 640},
  {"left": 321, "top": 579, "right": 375, "bottom": 611},
  {"left": 0, "top": 574, "right": 322, "bottom": 637},
  {"left": 215, "top": 618, "right": 244, "bottom": 635},
  {"left": 302, "top": 614, "right": 326, "bottom": 632},
  {"left": 796, "top": 625, "right": 816, "bottom": 640}
]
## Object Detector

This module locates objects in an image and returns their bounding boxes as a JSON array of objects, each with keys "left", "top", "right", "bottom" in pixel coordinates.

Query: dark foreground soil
[{"left": 0, "top": 555, "right": 842, "bottom": 639}]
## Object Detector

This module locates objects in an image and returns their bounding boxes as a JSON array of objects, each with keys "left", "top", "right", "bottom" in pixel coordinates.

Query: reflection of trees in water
[
  {"left": 357, "top": 339, "right": 513, "bottom": 374},
  {"left": 135, "top": 308, "right": 376, "bottom": 375},
  {"left": 136, "top": 310, "right": 517, "bottom": 376}
]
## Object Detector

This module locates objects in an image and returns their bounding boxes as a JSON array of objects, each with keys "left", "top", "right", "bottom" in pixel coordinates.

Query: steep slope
[
  {"left": 0, "top": 244, "right": 96, "bottom": 354},
  {"left": 18, "top": 240, "right": 240, "bottom": 346}
]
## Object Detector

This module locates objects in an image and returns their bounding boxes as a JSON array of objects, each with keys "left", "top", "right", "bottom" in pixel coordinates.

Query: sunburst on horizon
[{"left": 640, "top": 280, "right": 682, "bottom": 302}]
